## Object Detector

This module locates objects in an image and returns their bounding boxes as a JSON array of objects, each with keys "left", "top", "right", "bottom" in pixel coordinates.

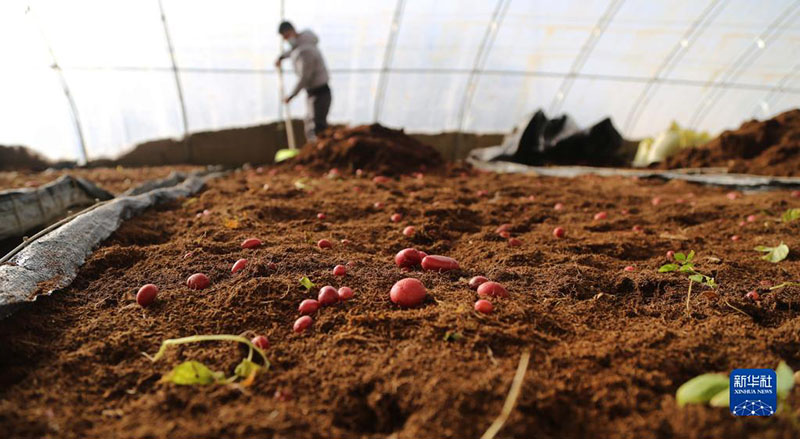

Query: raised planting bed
[
  {"left": 0, "top": 165, "right": 203, "bottom": 194},
  {"left": 1, "top": 166, "right": 799, "bottom": 438}
]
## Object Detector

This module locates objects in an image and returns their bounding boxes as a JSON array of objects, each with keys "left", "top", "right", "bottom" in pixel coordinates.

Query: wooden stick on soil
[{"left": 480, "top": 350, "right": 531, "bottom": 439}]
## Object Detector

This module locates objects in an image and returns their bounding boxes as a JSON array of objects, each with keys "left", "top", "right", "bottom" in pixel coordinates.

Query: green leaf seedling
[
  {"left": 145, "top": 334, "right": 269, "bottom": 386},
  {"left": 754, "top": 242, "right": 789, "bottom": 263},
  {"left": 658, "top": 250, "right": 717, "bottom": 314}
]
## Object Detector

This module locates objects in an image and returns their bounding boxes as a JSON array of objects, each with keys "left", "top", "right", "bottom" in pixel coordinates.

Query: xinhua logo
[{"left": 730, "top": 369, "right": 777, "bottom": 416}]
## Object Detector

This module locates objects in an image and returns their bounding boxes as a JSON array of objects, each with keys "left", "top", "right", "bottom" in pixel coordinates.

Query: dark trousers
[{"left": 305, "top": 84, "right": 331, "bottom": 141}]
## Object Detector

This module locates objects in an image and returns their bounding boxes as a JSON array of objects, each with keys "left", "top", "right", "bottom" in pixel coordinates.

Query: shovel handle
[{"left": 276, "top": 65, "right": 297, "bottom": 150}]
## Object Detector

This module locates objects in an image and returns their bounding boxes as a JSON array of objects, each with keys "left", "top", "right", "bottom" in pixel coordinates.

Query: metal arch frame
[
  {"left": 622, "top": 0, "right": 727, "bottom": 135},
  {"left": 547, "top": 0, "right": 626, "bottom": 116},
  {"left": 751, "top": 61, "right": 800, "bottom": 117},
  {"left": 373, "top": 0, "right": 406, "bottom": 122},
  {"left": 157, "top": 0, "right": 189, "bottom": 138},
  {"left": 455, "top": 0, "right": 510, "bottom": 134},
  {"left": 54, "top": 64, "right": 800, "bottom": 93},
  {"left": 689, "top": 0, "right": 800, "bottom": 129},
  {"left": 25, "top": 4, "right": 89, "bottom": 165}
]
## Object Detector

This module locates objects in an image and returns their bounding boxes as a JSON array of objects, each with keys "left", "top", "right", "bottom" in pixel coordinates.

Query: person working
[{"left": 275, "top": 21, "right": 331, "bottom": 142}]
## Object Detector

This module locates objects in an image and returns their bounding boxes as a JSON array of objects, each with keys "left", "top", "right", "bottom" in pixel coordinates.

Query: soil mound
[
  {"left": 0, "top": 145, "right": 51, "bottom": 171},
  {"left": 659, "top": 109, "right": 800, "bottom": 176},
  {"left": 292, "top": 124, "right": 443, "bottom": 175}
]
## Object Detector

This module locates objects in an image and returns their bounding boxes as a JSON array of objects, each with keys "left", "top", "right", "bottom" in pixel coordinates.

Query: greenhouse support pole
[
  {"left": 373, "top": 0, "right": 405, "bottom": 122},
  {"left": 26, "top": 5, "right": 89, "bottom": 165},
  {"left": 688, "top": 0, "right": 800, "bottom": 129},
  {"left": 455, "top": 0, "right": 509, "bottom": 160},
  {"left": 548, "top": 0, "right": 625, "bottom": 116},
  {"left": 622, "top": 0, "right": 725, "bottom": 135},
  {"left": 157, "top": 0, "right": 191, "bottom": 162}
]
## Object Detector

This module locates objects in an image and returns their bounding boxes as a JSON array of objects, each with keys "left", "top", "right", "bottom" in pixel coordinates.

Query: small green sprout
[
  {"left": 145, "top": 334, "right": 269, "bottom": 386},
  {"left": 659, "top": 251, "right": 717, "bottom": 314},
  {"left": 299, "top": 276, "right": 315, "bottom": 290},
  {"left": 781, "top": 208, "right": 800, "bottom": 223},
  {"left": 754, "top": 242, "right": 789, "bottom": 263},
  {"left": 770, "top": 281, "right": 800, "bottom": 291}
]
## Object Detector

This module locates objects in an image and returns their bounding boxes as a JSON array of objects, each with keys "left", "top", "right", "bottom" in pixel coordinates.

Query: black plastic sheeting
[
  {"left": 469, "top": 109, "right": 629, "bottom": 167},
  {"left": 0, "top": 171, "right": 224, "bottom": 318},
  {"left": 469, "top": 160, "right": 800, "bottom": 191},
  {"left": 0, "top": 175, "right": 113, "bottom": 240}
]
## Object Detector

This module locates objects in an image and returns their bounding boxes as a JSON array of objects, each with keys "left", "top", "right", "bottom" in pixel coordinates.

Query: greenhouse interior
[{"left": 1, "top": 0, "right": 799, "bottom": 438}]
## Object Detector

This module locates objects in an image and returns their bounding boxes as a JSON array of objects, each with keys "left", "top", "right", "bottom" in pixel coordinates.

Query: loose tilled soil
[
  {"left": 291, "top": 124, "right": 444, "bottom": 176},
  {"left": 0, "top": 165, "right": 202, "bottom": 194},
  {"left": 1, "top": 167, "right": 800, "bottom": 439},
  {"left": 661, "top": 109, "right": 800, "bottom": 176}
]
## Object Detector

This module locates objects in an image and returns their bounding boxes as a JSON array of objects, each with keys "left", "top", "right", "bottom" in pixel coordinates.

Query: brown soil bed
[
  {"left": 660, "top": 109, "right": 800, "bottom": 176},
  {"left": 0, "top": 165, "right": 202, "bottom": 194},
  {"left": 1, "top": 167, "right": 799, "bottom": 438},
  {"left": 291, "top": 124, "right": 444, "bottom": 176}
]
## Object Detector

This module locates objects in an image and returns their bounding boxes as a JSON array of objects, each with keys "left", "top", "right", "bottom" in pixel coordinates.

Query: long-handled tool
[{"left": 274, "top": 65, "right": 299, "bottom": 162}]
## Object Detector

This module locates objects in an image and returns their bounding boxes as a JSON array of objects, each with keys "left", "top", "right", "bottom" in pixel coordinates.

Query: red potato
[
  {"left": 508, "top": 237, "right": 522, "bottom": 247},
  {"left": 298, "top": 299, "right": 320, "bottom": 314},
  {"left": 395, "top": 248, "right": 422, "bottom": 268},
  {"left": 333, "top": 265, "right": 347, "bottom": 276},
  {"left": 356, "top": 169, "right": 364, "bottom": 177},
  {"left": 340, "top": 239, "right": 351, "bottom": 245},
  {"left": 651, "top": 197, "right": 662, "bottom": 206},
  {"left": 318, "top": 286, "right": 339, "bottom": 306},
  {"left": 391, "top": 213, "right": 403, "bottom": 222},
  {"left": 731, "top": 235, "right": 740, "bottom": 241},
  {"left": 231, "top": 258, "right": 247, "bottom": 273},
  {"left": 553, "top": 227, "right": 566, "bottom": 238},
  {"left": 594, "top": 211, "right": 608, "bottom": 220},
  {"left": 337, "top": 286, "right": 354, "bottom": 301},
  {"left": 477, "top": 281, "right": 508, "bottom": 298},
  {"left": 469, "top": 276, "right": 489, "bottom": 290},
  {"left": 623, "top": 266, "right": 635, "bottom": 272},
  {"left": 251, "top": 335, "right": 269, "bottom": 350},
  {"left": 666, "top": 250, "right": 675, "bottom": 259},
  {"left": 495, "top": 223, "right": 512, "bottom": 235},
  {"left": 317, "top": 212, "right": 326, "bottom": 220},
  {"left": 747, "top": 214, "right": 757, "bottom": 222},
  {"left": 474, "top": 299, "right": 493, "bottom": 314},
  {"left": 632, "top": 225, "right": 643, "bottom": 232},
  {"left": 421, "top": 255, "right": 459, "bottom": 271},
  {"left": 403, "top": 226, "right": 416, "bottom": 237},
  {"left": 498, "top": 230, "right": 511, "bottom": 239},
  {"left": 738, "top": 220, "right": 746, "bottom": 227},
  {"left": 726, "top": 192, "right": 738, "bottom": 200},
  {"left": 554, "top": 203, "right": 564, "bottom": 211},
  {"left": 746, "top": 291, "right": 760, "bottom": 301},
  {"left": 374, "top": 201, "right": 385, "bottom": 209},
  {"left": 136, "top": 284, "right": 158, "bottom": 307},
  {"left": 372, "top": 176, "right": 390, "bottom": 184},
  {"left": 241, "top": 238, "right": 262, "bottom": 249},
  {"left": 317, "top": 239, "right": 332, "bottom": 249},
  {"left": 187, "top": 273, "right": 210, "bottom": 290},
  {"left": 293, "top": 315, "right": 313, "bottom": 333},
  {"left": 476, "top": 190, "right": 489, "bottom": 197},
  {"left": 390, "top": 278, "right": 427, "bottom": 307},
  {"left": 792, "top": 190, "right": 800, "bottom": 198}
]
